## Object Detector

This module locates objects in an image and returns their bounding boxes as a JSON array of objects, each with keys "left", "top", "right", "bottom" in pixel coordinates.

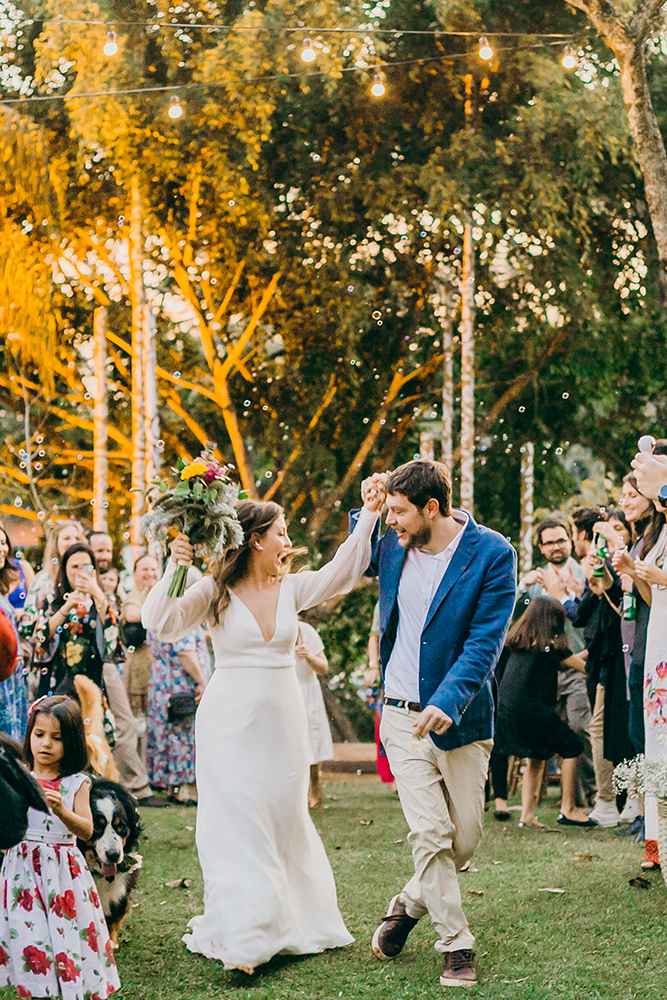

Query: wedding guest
[
  {"left": 30, "top": 544, "right": 115, "bottom": 700},
  {"left": 361, "top": 461, "right": 516, "bottom": 989},
  {"left": 143, "top": 491, "right": 383, "bottom": 972},
  {"left": 365, "top": 600, "right": 395, "bottom": 788},
  {"left": 634, "top": 490, "right": 667, "bottom": 869},
  {"left": 146, "top": 574, "right": 211, "bottom": 805},
  {"left": 496, "top": 597, "right": 594, "bottom": 829},
  {"left": 121, "top": 554, "right": 159, "bottom": 763},
  {"left": 98, "top": 566, "right": 120, "bottom": 603},
  {"left": 25, "top": 520, "right": 84, "bottom": 608},
  {"left": 295, "top": 618, "right": 333, "bottom": 810},
  {"left": 0, "top": 522, "right": 27, "bottom": 741},
  {"left": 0, "top": 696, "right": 120, "bottom": 999},
  {"left": 89, "top": 538, "right": 167, "bottom": 809},
  {"left": 516, "top": 518, "right": 595, "bottom": 808},
  {"left": 6, "top": 546, "right": 34, "bottom": 611}
]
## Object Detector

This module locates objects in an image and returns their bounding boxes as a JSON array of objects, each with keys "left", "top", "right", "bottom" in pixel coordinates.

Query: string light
[
  {"left": 562, "top": 46, "right": 577, "bottom": 69},
  {"left": 478, "top": 37, "right": 493, "bottom": 61},
  {"left": 0, "top": 40, "right": 584, "bottom": 106},
  {"left": 103, "top": 31, "right": 118, "bottom": 57},
  {"left": 168, "top": 95, "right": 182, "bottom": 119},
  {"left": 301, "top": 38, "right": 316, "bottom": 63},
  {"left": 371, "top": 72, "right": 386, "bottom": 97}
]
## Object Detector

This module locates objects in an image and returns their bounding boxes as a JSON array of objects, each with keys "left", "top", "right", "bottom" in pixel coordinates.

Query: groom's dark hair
[{"left": 386, "top": 460, "right": 452, "bottom": 516}]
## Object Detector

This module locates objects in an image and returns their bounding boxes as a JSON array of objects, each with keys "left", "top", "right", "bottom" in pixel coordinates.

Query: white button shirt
[{"left": 384, "top": 513, "right": 469, "bottom": 703}]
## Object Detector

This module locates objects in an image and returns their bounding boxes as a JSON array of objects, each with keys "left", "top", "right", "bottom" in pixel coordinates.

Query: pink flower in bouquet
[
  {"left": 204, "top": 463, "right": 223, "bottom": 483},
  {"left": 656, "top": 661, "right": 667, "bottom": 678}
]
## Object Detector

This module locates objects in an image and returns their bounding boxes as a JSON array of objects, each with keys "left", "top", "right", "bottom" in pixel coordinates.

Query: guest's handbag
[{"left": 167, "top": 693, "right": 197, "bottom": 723}]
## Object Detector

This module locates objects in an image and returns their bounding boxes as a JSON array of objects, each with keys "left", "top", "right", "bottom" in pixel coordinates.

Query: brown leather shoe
[
  {"left": 371, "top": 894, "right": 419, "bottom": 960},
  {"left": 439, "top": 950, "right": 477, "bottom": 987}
]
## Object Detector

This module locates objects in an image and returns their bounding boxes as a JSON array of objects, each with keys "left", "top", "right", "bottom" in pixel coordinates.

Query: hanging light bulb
[
  {"left": 168, "top": 96, "right": 183, "bottom": 119},
  {"left": 562, "top": 46, "right": 577, "bottom": 69},
  {"left": 103, "top": 31, "right": 118, "bottom": 57},
  {"left": 478, "top": 36, "right": 493, "bottom": 61},
  {"left": 301, "top": 38, "right": 316, "bottom": 63},
  {"left": 371, "top": 72, "right": 386, "bottom": 98}
]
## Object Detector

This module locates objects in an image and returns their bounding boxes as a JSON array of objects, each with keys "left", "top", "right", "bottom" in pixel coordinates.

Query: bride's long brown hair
[{"left": 210, "top": 500, "right": 306, "bottom": 623}]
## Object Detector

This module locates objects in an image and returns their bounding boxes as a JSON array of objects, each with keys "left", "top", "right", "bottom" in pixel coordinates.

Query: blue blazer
[{"left": 351, "top": 509, "right": 517, "bottom": 751}]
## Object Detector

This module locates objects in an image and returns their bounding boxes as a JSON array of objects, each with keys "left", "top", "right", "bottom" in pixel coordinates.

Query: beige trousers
[
  {"left": 380, "top": 705, "right": 492, "bottom": 953},
  {"left": 589, "top": 683, "right": 615, "bottom": 803},
  {"left": 103, "top": 662, "right": 151, "bottom": 800}
]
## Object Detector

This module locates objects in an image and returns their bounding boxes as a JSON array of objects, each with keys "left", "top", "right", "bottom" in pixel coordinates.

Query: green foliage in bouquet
[{"left": 143, "top": 447, "right": 243, "bottom": 597}]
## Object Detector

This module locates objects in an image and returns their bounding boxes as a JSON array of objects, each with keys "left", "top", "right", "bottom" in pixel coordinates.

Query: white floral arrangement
[{"left": 613, "top": 753, "right": 667, "bottom": 800}]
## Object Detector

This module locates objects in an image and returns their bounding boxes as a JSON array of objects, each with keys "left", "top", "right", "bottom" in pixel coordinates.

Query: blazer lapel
[
  {"left": 382, "top": 533, "right": 407, "bottom": 611},
  {"left": 423, "top": 516, "right": 480, "bottom": 629}
]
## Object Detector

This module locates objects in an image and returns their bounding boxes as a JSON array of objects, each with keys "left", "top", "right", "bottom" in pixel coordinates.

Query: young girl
[
  {"left": 0, "top": 696, "right": 120, "bottom": 999},
  {"left": 496, "top": 597, "right": 596, "bottom": 829}
]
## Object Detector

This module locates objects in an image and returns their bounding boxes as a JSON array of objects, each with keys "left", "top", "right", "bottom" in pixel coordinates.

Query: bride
[{"left": 142, "top": 490, "right": 382, "bottom": 972}]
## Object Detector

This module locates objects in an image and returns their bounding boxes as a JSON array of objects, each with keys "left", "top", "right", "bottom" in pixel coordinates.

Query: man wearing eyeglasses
[{"left": 516, "top": 519, "right": 596, "bottom": 811}]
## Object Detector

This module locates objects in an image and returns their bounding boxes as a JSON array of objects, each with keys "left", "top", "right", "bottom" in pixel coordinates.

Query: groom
[{"left": 353, "top": 460, "right": 516, "bottom": 988}]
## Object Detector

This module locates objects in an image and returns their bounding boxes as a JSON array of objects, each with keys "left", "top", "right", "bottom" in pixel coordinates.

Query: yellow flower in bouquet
[{"left": 180, "top": 459, "right": 208, "bottom": 481}]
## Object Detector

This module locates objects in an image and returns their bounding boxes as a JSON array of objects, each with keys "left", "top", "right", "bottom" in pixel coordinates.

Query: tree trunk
[
  {"left": 440, "top": 299, "right": 454, "bottom": 470},
  {"left": 143, "top": 303, "right": 160, "bottom": 488},
  {"left": 615, "top": 41, "right": 667, "bottom": 287},
  {"left": 565, "top": 0, "right": 667, "bottom": 287},
  {"left": 520, "top": 442, "right": 535, "bottom": 576},
  {"left": 129, "top": 177, "right": 145, "bottom": 557},
  {"left": 92, "top": 307, "right": 108, "bottom": 531},
  {"left": 459, "top": 220, "right": 475, "bottom": 512}
]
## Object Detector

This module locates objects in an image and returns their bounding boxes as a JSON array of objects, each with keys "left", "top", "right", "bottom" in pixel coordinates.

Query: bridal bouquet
[{"left": 143, "top": 447, "right": 244, "bottom": 598}]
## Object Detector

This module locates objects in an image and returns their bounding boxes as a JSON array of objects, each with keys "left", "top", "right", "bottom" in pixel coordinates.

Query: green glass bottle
[
  {"left": 623, "top": 592, "right": 636, "bottom": 621},
  {"left": 593, "top": 536, "right": 609, "bottom": 578}
]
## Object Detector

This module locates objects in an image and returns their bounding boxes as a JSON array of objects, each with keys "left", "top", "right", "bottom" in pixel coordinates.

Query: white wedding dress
[{"left": 143, "top": 508, "right": 378, "bottom": 971}]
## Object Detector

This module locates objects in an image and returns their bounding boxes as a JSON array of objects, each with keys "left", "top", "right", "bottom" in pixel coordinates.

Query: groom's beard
[{"left": 405, "top": 521, "right": 432, "bottom": 551}]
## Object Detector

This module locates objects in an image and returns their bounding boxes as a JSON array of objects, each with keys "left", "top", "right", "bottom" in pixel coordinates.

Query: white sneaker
[
  {"left": 587, "top": 799, "right": 620, "bottom": 827},
  {"left": 619, "top": 798, "right": 641, "bottom": 823}
]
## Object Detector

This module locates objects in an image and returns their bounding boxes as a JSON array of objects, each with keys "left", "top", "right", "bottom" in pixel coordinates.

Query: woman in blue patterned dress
[
  {"left": 0, "top": 522, "right": 28, "bottom": 741},
  {"left": 146, "top": 625, "right": 211, "bottom": 804}
]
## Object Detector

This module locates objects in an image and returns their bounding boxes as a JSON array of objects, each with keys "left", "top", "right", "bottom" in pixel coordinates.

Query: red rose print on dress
[
  {"left": 0, "top": 944, "right": 8, "bottom": 966},
  {"left": 68, "top": 853, "right": 82, "bottom": 879},
  {"left": 22, "top": 945, "right": 52, "bottom": 975},
  {"left": 31, "top": 847, "right": 41, "bottom": 876},
  {"left": 89, "top": 887, "right": 101, "bottom": 909},
  {"left": 17, "top": 986, "right": 32, "bottom": 997},
  {"left": 55, "top": 952, "right": 81, "bottom": 982},
  {"left": 50, "top": 889, "right": 77, "bottom": 919},
  {"left": 104, "top": 939, "right": 116, "bottom": 965},
  {"left": 84, "top": 921, "right": 99, "bottom": 952},
  {"left": 16, "top": 889, "right": 33, "bottom": 911}
]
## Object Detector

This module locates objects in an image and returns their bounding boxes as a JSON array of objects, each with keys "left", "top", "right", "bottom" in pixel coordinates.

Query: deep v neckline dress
[{"left": 142, "top": 508, "right": 378, "bottom": 971}]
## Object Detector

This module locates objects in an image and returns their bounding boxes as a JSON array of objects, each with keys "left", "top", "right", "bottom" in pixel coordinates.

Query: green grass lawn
[{"left": 3, "top": 776, "right": 666, "bottom": 999}]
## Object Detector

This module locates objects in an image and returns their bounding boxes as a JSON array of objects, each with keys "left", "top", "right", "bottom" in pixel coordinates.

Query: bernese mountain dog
[{"left": 78, "top": 778, "right": 143, "bottom": 948}]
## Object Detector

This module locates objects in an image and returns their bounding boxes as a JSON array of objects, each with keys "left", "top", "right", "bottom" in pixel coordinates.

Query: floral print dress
[
  {"left": 0, "top": 773, "right": 120, "bottom": 999},
  {"left": 0, "top": 593, "right": 28, "bottom": 742},
  {"left": 145, "top": 626, "right": 211, "bottom": 789},
  {"left": 642, "top": 525, "right": 667, "bottom": 865}
]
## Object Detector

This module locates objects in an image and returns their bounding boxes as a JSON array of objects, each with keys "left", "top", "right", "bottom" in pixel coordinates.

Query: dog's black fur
[
  {"left": 77, "top": 777, "right": 142, "bottom": 948},
  {"left": 0, "top": 733, "right": 48, "bottom": 850}
]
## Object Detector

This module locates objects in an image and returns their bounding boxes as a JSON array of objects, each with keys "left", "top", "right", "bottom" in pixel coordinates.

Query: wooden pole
[
  {"left": 459, "top": 218, "right": 475, "bottom": 513},
  {"left": 129, "top": 177, "right": 145, "bottom": 556},
  {"left": 419, "top": 430, "right": 435, "bottom": 461},
  {"left": 439, "top": 292, "right": 454, "bottom": 470},
  {"left": 92, "top": 307, "right": 108, "bottom": 531},
  {"left": 520, "top": 442, "right": 535, "bottom": 576},
  {"left": 143, "top": 304, "right": 160, "bottom": 488}
]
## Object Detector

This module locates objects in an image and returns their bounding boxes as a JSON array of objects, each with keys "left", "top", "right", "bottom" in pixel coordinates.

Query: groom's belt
[{"left": 383, "top": 697, "right": 421, "bottom": 713}]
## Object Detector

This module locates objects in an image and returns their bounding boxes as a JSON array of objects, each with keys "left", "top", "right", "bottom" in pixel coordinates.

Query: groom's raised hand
[{"left": 413, "top": 705, "right": 453, "bottom": 738}]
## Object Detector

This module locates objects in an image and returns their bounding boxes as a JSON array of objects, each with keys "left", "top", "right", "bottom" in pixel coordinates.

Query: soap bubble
[
  {"left": 265, "top": 471, "right": 273, "bottom": 478},
  {"left": 300, "top": 517, "right": 306, "bottom": 524},
  {"left": 244, "top": 400, "right": 251, "bottom": 407},
  {"left": 13, "top": 497, "right": 22, "bottom": 507},
  {"left": 555, "top": 447, "right": 563, "bottom": 455},
  {"left": 156, "top": 440, "right": 165, "bottom": 452},
  {"left": 173, "top": 371, "right": 181, "bottom": 379},
  {"left": 518, "top": 406, "right": 525, "bottom": 413},
  {"left": 372, "top": 311, "right": 381, "bottom": 319},
  {"left": 37, "top": 511, "right": 45, "bottom": 520},
  {"left": 51, "top": 557, "right": 58, "bottom": 565},
  {"left": 347, "top": 285, "right": 354, "bottom": 291},
  {"left": 622, "top": 644, "right": 629, "bottom": 652},
  {"left": 562, "top": 392, "right": 569, "bottom": 399}
]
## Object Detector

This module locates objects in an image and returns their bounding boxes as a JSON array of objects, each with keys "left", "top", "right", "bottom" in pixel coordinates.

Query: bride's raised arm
[
  {"left": 290, "top": 507, "right": 380, "bottom": 613},
  {"left": 142, "top": 560, "right": 216, "bottom": 642}
]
